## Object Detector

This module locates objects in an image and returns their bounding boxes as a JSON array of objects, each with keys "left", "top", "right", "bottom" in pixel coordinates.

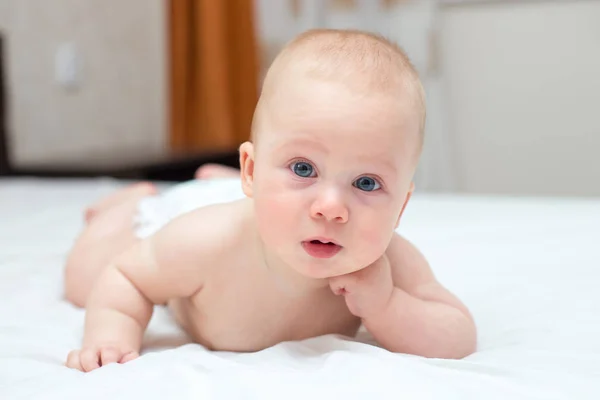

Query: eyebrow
[
  {"left": 274, "top": 138, "right": 329, "bottom": 154},
  {"left": 358, "top": 154, "right": 398, "bottom": 178},
  {"left": 274, "top": 137, "right": 398, "bottom": 177}
]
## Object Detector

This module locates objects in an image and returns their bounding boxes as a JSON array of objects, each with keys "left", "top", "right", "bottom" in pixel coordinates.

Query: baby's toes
[
  {"left": 80, "top": 348, "right": 101, "bottom": 372},
  {"left": 100, "top": 347, "right": 121, "bottom": 367},
  {"left": 120, "top": 350, "right": 139, "bottom": 364},
  {"left": 65, "top": 350, "right": 83, "bottom": 371}
]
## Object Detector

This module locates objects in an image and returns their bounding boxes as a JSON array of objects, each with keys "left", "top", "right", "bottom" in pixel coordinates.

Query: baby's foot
[
  {"left": 194, "top": 164, "right": 240, "bottom": 180},
  {"left": 84, "top": 182, "right": 157, "bottom": 224},
  {"left": 66, "top": 345, "right": 139, "bottom": 372}
]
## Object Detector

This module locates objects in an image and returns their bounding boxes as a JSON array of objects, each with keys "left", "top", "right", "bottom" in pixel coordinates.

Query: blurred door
[{"left": 169, "top": 0, "right": 259, "bottom": 154}]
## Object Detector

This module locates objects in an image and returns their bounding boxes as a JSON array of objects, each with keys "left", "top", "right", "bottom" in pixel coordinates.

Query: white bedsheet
[{"left": 1, "top": 177, "right": 599, "bottom": 399}]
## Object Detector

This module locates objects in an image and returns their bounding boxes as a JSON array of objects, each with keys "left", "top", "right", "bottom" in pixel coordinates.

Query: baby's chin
[{"left": 292, "top": 261, "right": 364, "bottom": 280}]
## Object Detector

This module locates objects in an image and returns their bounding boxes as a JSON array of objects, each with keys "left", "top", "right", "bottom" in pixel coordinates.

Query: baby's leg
[
  {"left": 84, "top": 182, "right": 157, "bottom": 223},
  {"left": 64, "top": 191, "right": 149, "bottom": 307},
  {"left": 194, "top": 164, "right": 240, "bottom": 179}
]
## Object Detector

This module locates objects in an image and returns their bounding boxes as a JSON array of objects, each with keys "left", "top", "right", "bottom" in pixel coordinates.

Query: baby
[{"left": 64, "top": 29, "right": 476, "bottom": 372}]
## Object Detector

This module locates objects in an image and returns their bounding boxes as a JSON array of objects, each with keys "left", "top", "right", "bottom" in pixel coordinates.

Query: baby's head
[{"left": 239, "top": 29, "right": 425, "bottom": 279}]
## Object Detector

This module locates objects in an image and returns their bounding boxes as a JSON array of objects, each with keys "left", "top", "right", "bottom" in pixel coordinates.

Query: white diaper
[{"left": 133, "top": 178, "right": 245, "bottom": 238}]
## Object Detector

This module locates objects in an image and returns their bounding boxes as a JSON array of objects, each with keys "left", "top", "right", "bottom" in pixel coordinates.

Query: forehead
[{"left": 262, "top": 79, "right": 419, "bottom": 158}]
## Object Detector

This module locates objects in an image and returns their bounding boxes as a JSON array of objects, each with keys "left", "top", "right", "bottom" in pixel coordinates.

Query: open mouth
[
  {"left": 302, "top": 239, "right": 342, "bottom": 258},
  {"left": 310, "top": 239, "right": 335, "bottom": 245}
]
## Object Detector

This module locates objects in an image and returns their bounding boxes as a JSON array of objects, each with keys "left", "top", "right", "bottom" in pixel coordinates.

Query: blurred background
[{"left": 0, "top": 0, "right": 598, "bottom": 196}]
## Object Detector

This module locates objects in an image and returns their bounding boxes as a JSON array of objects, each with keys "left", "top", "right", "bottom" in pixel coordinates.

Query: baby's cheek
[
  {"left": 358, "top": 216, "right": 395, "bottom": 254},
  {"left": 256, "top": 194, "right": 296, "bottom": 241}
]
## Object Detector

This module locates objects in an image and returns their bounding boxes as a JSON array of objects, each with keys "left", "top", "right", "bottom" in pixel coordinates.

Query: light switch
[{"left": 55, "top": 42, "right": 81, "bottom": 90}]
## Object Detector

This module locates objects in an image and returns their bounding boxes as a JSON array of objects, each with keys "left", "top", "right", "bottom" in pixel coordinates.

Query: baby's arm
[
  {"left": 66, "top": 207, "right": 226, "bottom": 372},
  {"left": 362, "top": 234, "right": 477, "bottom": 359}
]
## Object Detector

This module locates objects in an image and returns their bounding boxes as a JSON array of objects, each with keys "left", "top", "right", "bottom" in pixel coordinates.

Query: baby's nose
[{"left": 310, "top": 189, "right": 349, "bottom": 223}]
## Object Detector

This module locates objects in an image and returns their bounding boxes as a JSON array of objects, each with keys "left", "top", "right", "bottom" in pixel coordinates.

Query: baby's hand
[
  {"left": 328, "top": 255, "right": 394, "bottom": 319},
  {"left": 65, "top": 345, "right": 139, "bottom": 372}
]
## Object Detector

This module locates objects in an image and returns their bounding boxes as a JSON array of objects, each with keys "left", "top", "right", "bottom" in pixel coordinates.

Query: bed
[{"left": 1, "top": 177, "right": 599, "bottom": 399}]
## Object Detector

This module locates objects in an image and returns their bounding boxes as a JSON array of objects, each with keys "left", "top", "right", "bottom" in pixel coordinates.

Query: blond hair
[{"left": 253, "top": 29, "right": 426, "bottom": 150}]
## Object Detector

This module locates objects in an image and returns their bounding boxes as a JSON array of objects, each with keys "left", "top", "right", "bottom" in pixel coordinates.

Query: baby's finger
[
  {"left": 328, "top": 276, "right": 346, "bottom": 295},
  {"left": 80, "top": 348, "right": 101, "bottom": 372},
  {"left": 331, "top": 284, "right": 347, "bottom": 295},
  {"left": 329, "top": 274, "right": 358, "bottom": 294},
  {"left": 328, "top": 279, "right": 342, "bottom": 294},
  {"left": 65, "top": 350, "right": 84, "bottom": 371},
  {"left": 100, "top": 347, "right": 121, "bottom": 367},
  {"left": 120, "top": 351, "right": 139, "bottom": 364}
]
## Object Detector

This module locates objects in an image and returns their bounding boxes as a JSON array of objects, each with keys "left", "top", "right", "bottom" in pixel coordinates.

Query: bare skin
[
  {"left": 64, "top": 174, "right": 361, "bottom": 371},
  {"left": 194, "top": 164, "right": 240, "bottom": 180},
  {"left": 64, "top": 170, "right": 473, "bottom": 370},
  {"left": 84, "top": 182, "right": 158, "bottom": 224},
  {"left": 66, "top": 165, "right": 238, "bottom": 306},
  {"left": 84, "top": 165, "right": 238, "bottom": 224},
  {"left": 64, "top": 30, "right": 476, "bottom": 372}
]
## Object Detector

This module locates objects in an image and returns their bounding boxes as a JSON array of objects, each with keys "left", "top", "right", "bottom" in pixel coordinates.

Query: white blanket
[{"left": 1, "top": 177, "right": 599, "bottom": 400}]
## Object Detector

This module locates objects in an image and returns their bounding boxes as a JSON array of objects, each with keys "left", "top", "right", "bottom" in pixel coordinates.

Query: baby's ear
[
  {"left": 395, "top": 181, "right": 415, "bottom": 228},
  {"left": 239, "top": 141, "right": 255, "bottom": 198}
]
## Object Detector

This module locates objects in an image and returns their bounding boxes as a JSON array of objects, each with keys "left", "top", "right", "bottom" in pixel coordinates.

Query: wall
[
  {"left": 439, "top": 0, "right": 600, "bottom": 197},
  {"left": 0, "top": 1, "right": 12, "bottom": 31},
  {"left": 256, "top": 0, "right": 600, "bottom": 197},
  {"left": 0, "top": 0, "right": 166, "bottom": 167},
  {"left": 4, "top": 0, "right": 597, "bottom": 197}
]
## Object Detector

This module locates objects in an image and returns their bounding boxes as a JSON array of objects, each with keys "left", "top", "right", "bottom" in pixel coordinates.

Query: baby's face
[{"left": 251, "top": 78, "right": 420, "bottom": 279}]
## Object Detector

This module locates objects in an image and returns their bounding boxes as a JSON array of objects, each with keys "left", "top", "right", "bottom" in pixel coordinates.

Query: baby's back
[{"left": 167, "top": 199, "right": 361, "bottom": 352}]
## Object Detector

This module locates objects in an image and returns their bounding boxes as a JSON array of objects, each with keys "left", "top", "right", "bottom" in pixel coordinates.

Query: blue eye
[
  {"left": 292, "top": 161, "right": 315, "bottom": 178},
  {"left": 353, "top": 176, "right": 380, "bottom": 192}
]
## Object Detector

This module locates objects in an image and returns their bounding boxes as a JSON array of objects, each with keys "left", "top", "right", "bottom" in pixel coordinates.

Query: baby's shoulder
[
  {"left": 385, "top": 233, "right": 434, "bottom": 291},
  {"left": 151, "top": 198, "right": 251, "bottom": 260},
  {"left": 177, "top": 198, "right": 249, "bottom": 238}
]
